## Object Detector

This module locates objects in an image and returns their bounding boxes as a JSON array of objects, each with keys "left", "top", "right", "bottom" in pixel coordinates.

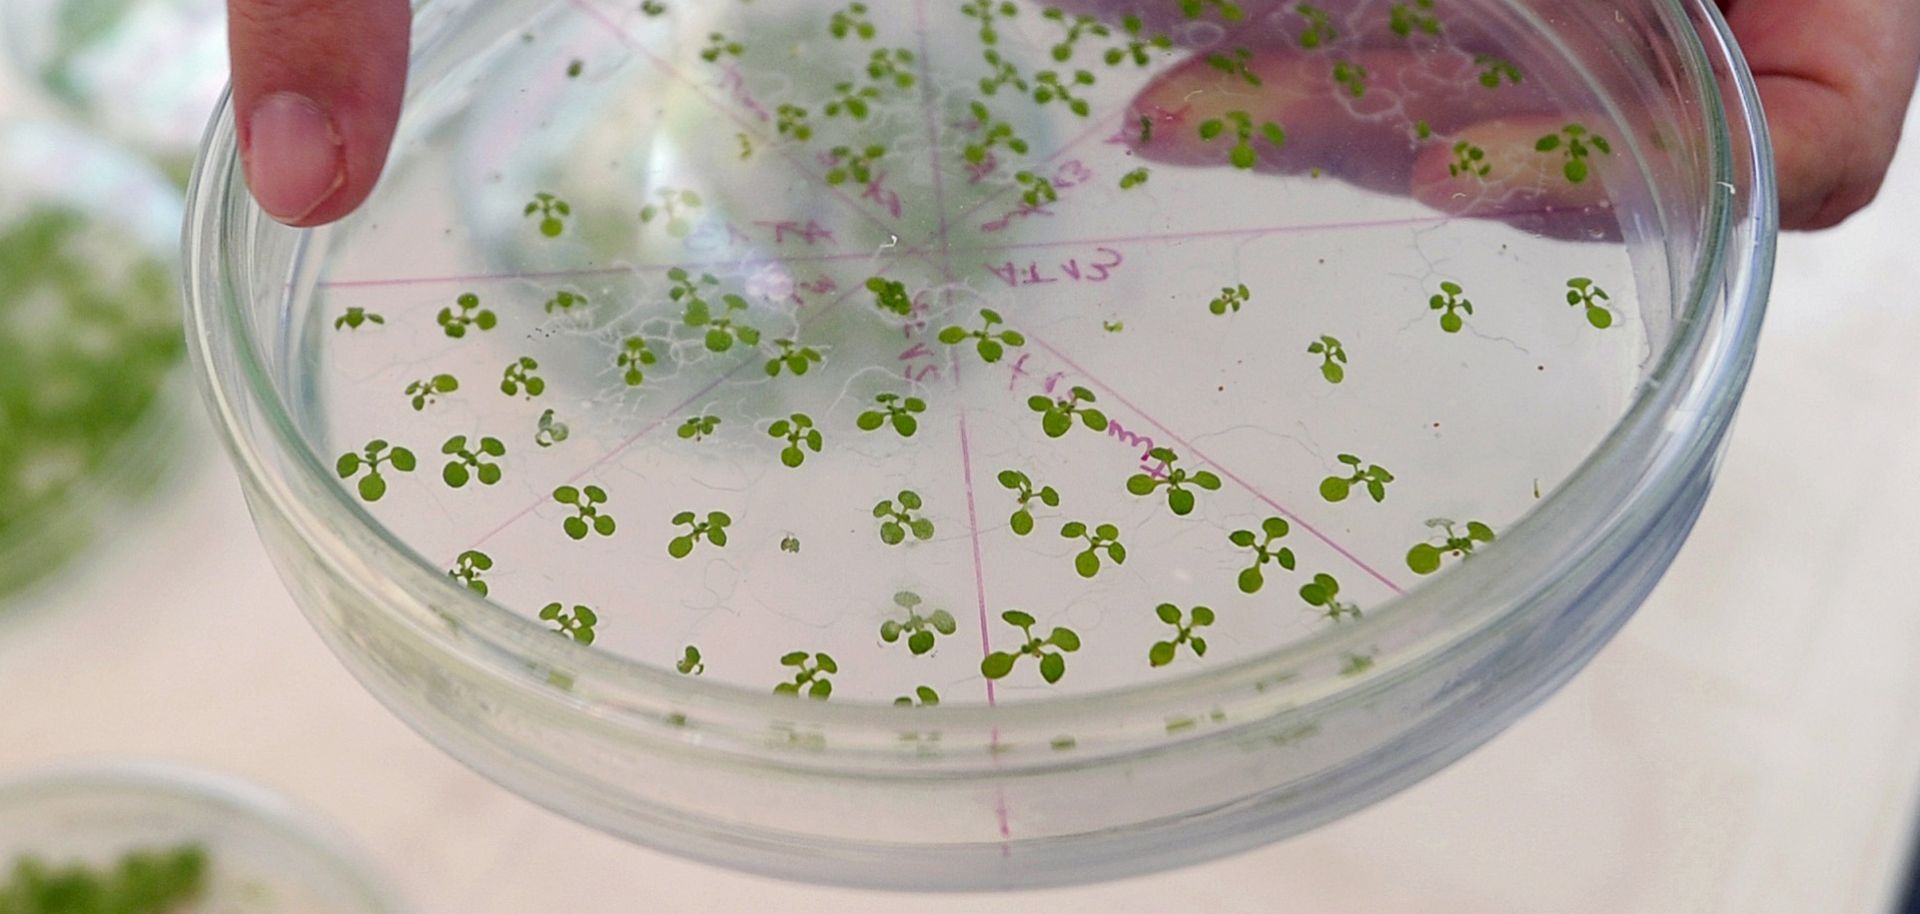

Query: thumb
[{"left": 229, "top": 0, "right": 410, "bottom": 226}]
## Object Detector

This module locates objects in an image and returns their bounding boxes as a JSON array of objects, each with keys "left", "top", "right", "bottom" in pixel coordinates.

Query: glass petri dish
[
  {"left": 0, "top": 119, "right": 188, "bottom": 607},
  {"left": 0, "top": 763, "right": 403, "bottom": 913},
  {"left": 184, "top": 0, "right": 1774, "bottom": 890}
]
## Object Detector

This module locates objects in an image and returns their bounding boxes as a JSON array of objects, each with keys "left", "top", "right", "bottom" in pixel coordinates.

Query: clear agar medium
[{"left": 188, "top": 0, "right": 1772, "bottom": 889}]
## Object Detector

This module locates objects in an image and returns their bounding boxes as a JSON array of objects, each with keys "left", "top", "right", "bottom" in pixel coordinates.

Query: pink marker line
[
  {"left": 956, "top": 414, "right": 998, "bottom": 707},
  {"left": 1025, "top": 333, "right": 1406, "bottom": 596}
]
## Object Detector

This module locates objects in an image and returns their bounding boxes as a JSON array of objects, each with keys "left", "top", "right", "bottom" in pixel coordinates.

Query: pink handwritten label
[
  {"left": 985, "top": 247, "right": 1124, "bottom": 287},
  {"left": 715, "top": 65, "right": 770, "bottom": 120},
  {"left": 862, "top": 172, "right": 905, "bottom": 219},
  {"left": 753, "top": 220, "right": 837, "bottom": 245}
]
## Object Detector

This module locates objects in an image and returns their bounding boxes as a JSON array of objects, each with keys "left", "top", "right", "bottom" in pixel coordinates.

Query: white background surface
[{"left": 4, "top": 53, "right": 1920, "bottom": 914}]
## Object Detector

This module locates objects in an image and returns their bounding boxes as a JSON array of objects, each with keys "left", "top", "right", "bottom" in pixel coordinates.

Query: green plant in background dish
[
  {"left": 639, "top": 188, "right": 702, "bottom": 237},
  {"left": 828, "top": 1, "right": 875, "bottom": 40},
  {"left": 524, "top": 192, "right": 571, "bottom": 237},
  {"left": 0, "top": 843, "right": 207, "bottom": 914},
  {"left": 981, "top": 610, "right": 1081, "bottom": 683},
  {"left": 1536, "top": 123, "right": 1610, "bottom": 183},
  {"left": 1390, "top": 0, "right": 1440, "bottom": 37},
  {"left": 1198, "top": 111, "right": 1285, "bottom": 169}
]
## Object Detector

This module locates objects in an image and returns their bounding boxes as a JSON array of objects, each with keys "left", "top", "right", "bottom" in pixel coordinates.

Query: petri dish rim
[{"left": 184, "top": 0, "right": 1774, "bottom": 744}]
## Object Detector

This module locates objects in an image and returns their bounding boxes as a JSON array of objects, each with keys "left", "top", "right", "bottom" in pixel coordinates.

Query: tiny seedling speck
[
  {"left": 865, "top": 276, "right": 913, "bottom": 315},
  {"left": 535, "top": 409, "right": 569, "bottom": 447},
  {"left": 1119, "top": 167, "right": 1150, "bottom": 189},
  {"left": 1295, "top": 3, "right": 1336, "bottom": 47},
  {"left": 701, "top": 31, "right": 744, "bottom": 62},
  {"left": 639, "top": 188, "right": 703, "bottom": 238},
  {"left": 1475, "top": 54, "right": 1522, "bottom": 88},
  {"left": 826, "top": 144, "right": 888, "bottom": 186}
]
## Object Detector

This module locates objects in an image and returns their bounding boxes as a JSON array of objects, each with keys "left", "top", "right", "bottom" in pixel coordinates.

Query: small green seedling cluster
[
  {"left": 776, "top": 103, "right": 813, "bottom": 141},
  {"left": 1332, "top": 60, "right": 1368, "bottom": 97},
  {"left": 1127, "top": 447, "right": 1222, "bottom": 516},
  {"left": 676, "top": 645, "right": 704, "bottom": 674},
  {"left": 406, "top": 373, "right": 458, "bottom": 411},
  {"left": 879, "top": 591, "right": 957, "bottom": 654},
  {"left": 1320, "top": 454, "right": 1394, "bottom": 503},
  {"left": 997, "top": 469, "right": 1060, "bottom": 535},
  {"left": 1536, "top": 123, "right": 1610, "bottom": 183},
  {"left": 540, "top": 603, "right": 598, "bottom": 644},
  {"left": 567, "top": 59, "right": 584, "bottom": 78},
  {"left": 1566, "top": 277, "right": 1614, "bottom": 328},
  {"left": 667, "top": 510, "right": 731, "bottom": 557},
  {"left": 1341, "top": 652, "right": 1375, "bottom": 677},
  {"left": 1230, "top": 516, "right": 1296, "bottom": 594},
  {"left": 1206, "top": 47, "right": 1262, "bottom": 86},
  {"left": 1107, "top": 15, "right": 1172, "bottom": 67},
  {"left": 535, "top": 409, "right": 569, "bottom": 447},
  {"left": 337, "top": 439, "right": 415, "bottom": 502},
  {"left": 1014, "top": 170, "right": 1058, "bottom": 207},
  {"left": 979, "top": 50, "right": 1027, "bottom": 96},
  {"left": 894, "top": 685, "right": 940, "bottom": 707},
  {"left": 1296, "top": 4, "right": 1337, "bottom": 48},
  {"left": 437, "top": 292, "right": 495, "bottom": 338},
  {"left": 961, "top": 0, "right": 1018, "bottom": 44},
  {"left": 1308, "top": 334, "right": 1347, "bottom": 383},
  {"left": 1032, "top": 69, "right": 1096, "bottom": 117},
  {"left": 1199, "top": 111, "right": 1286, "bottom": 169},
  {"left": 1119, "top": 167, "right": 1150, "bottom": 189},
  {"left": 828, "top": 2, "right": 874, "bottom": 39},
  {"left": 938, "top": 308, "right": 1025, "bottom": 363},
  {"left": 1389, "top": 0, "right": 1440, "bottom": 37},
  {"left": 1209, "top": 282, "right": 1251, "bottom": 315},
  {"left": 866, "top": 276, "right": 913, "bottom": 315},
  {"left": 1406, "top": 518, "right": 1496, "bottom": 574},
  {"left": 1061, "top": 520, "right": 1126, "bottom": 578},
  {"left": 1429, "top": 280, "right": 1473, "bottom": 333},
  {"left": 768, "top": 413, "right": 823, "bottom": 467},
  {"left": 671, "top": 267, "right": 761, "bottom": 352},
  {"left": 640, "top": 188, "right": 703, "bottom": 238},
  {"left": 981, "top": 610, "right": 1081, "bottom": 683},
  {"left": 857, "top": 392, "right": 926, "bottom": 437},
  {"left": 963, "top": 102, "right": 1031, "bottom": 165},
  {"left": 1149, "top": 603, "right": 1215, "bottom": 667},
  {"left": 449, "top": 549, "right": 493, "bottom": 595},
  {"left": 553, "top": 484, "right": 616, "bottom": 540},
  {"left": 334, "top": 307, "right": 384, "bottom": 330},
  {"left": 1475, "top": 54, "right": 1522, "bottom": 87},
  {"left": 617, "top": 336, "right": 658, "bottom": 386},
  {"left": 1449, "top": 141, "right": 1490, "bottom": 178},
  {"left": 525, "top": 192, "right": 570, "bottom": 237},
  {"left": 701, "top": 31, "right": 744, "bottom": 62},
  {"left": 500, "top": 356, "right": 544, "bottom": 397},
  {"left": 826, "top": 144, "right": 888, "bottom": 186},
  {"left": 775, "top": 651, "right": 837, "bottom": 698},
  {"left": 1028, "top": 385, "right": 1108, "bottom": 438},
  {"left": 441, "top": 435, "right": 506, "bottom": 488},
  {"left": 765, "top": 338, "right": 824, "bottom": 377},
  {"left": 641, "top": 0, "right": 665, "bottom": 14},
  {"left": 873, "top": 490, "right": 935, "bottom": 544},
  {"left": 544, "top": 289, "right": 587, "bottom": 313},
  {"left": 1041, "top": 7, "right": 1110, "bottom": 62},
  {"left": 1300, "top": 572, "right": 1360, "bottom": 621},
  {"left": 865, "top": 48, "right": 918, "bottom": 89},
  {"left": 780, "top": 534, "right": 801, "bottom": 553},
  {"left": 824, "top": 81, "right": 882, "bottom": 120}
]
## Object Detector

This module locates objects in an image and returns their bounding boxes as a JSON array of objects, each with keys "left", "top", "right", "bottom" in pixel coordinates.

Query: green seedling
[
  {"left": 981, "top": 610, "right": 1081, "bottom": 683},
  {"left": 776, "top": 103, "right": 814, "bottom": 141},
  {"left": 676, "top": 645, "right": 705, "bottom": 675},
  {"left": 1300, "top": 572, "right": 1361, "bottom": 621},
  {"left": 963, "top": 102, "right": 1031, "bottom": 165},
  {"left": 1027, "top": 385, "right": 1108, "bottom": 438},
  {"left": 1296, "top": 4, "right": 1336, "bottom": 47},
  {"left": 1535, "top": 123, "right": 1611, "bottom": 183},
  {"left": 334, "top": 306, "right": 384, "bottom": 330},
  {"left": 701, "top": 31, "right": 743, "bottom": 62},
  {"left": 894, "top": 685, "right": 941, "bottom": 707},
  {"left": 1104, "top": 319, "right": 1126, "bottom": 332},
  {"left": 1332, "top": 60, "right": 1369, "bottom": 97},
  {"left": 979, "top": 49, "right": 1028, "bottom": 95},
  {"left": 1320, "top": 453, "right": 1394, "bottom": 503},
  {"left": 1107, "top": 15, "right": 1172, "bottom": 66},
  {"left": 873, "top": 490, "right": 935, "bottom": 544},
  {"left": 1061, "top": 521, "right": 1126, "bottom": 578},
  {"left": 1149, "top": 603, "right": 1215, "bottom": 667},
  {"left": 961, "top": 0, "right": 1018, "bottom": 44},
  {"left": 829, "top": 1, "right": 874, "bottom": 39},
  {"left": 866, "top": 276, "right": 913, "bottom": 315},
  {"left": 764, "top": 338, "right": 824, "bottom": 377},
  {"left": 0, "top": 844, "right": 210, "bottom": 912},
  {"left": 501, "top": 356, "right": 545, "bottom": 397},
  {"left": 336, "top": 439, "right": 415, "bottom": 502},
  {"left": 737, "top": 133, "right": 753, "bottom": 161},
  {"left": 436, "top": 292, "right": 496, "bottom": 338},
  {"left": 405, "top": 373, "right": 459, "bottom": 411},
  {"left": 525, "top": 192, "right": 570, "bottom": 237},
  {"left": 1179, "top": 0, "right": 1244, "bottom": 21},
  {"left": 1414, "top": 119, "right": 1433, "bottom": 139},
  {"left": 1032, "top": 68, "right": 1095, "bottom": 117},
  {"left": 553, "top": 485, "right": 616, "bottom": 540},
  {"left": 544, "top": 289, "right": 587, "bottom": 313},
  {"left": 1475, "top": 53, "right": 1522, "bottom": 87},
  {"left": 1406, "top": 518, "right": 1496, "bottom": 574},
  {"left": 667, "top": 510, "right": 732, "bottom": 557},
  {"left": 1566, "top": 277, "right": 1614, "bottom": 328},
  {"left": 1389, "top": 0, "right": 1439, "bottom": 37},
  {"left": 1208, "top": 282, "right": 1251, "bottom": 315},
  {"left": 639, "top": 188, "right": 703, "bottom": 237},
  {"left": 857, "top": 392, "right": 926, "bottom": 437},
  {"left": 824, "top": 80, "right": 882, "bottom": 119},
  {"left": 614, "top": 337, "right": 660, "bottom": 388},
  {"left": 1230, "top": 516, "right": 1296, "bottom": 594},
  {"left": 866, "top": 48, "right": 918, "bottom": 88},
  {"left": 767, "top": 413, "right": 823, "bottom": 467},
  {"left": 641, "top": 0, "right": 665, "bottom": 14},
  {"left": 683, "top": 290, "right": 760, "bottom": 351},
  {"left": 1198, "top": 110, "right": 1286, "bottom": 169},
  {"left": 780, "top": 534, "right": 801, "bottom": 553},
  {"left": 880, "top": 591, "right": 957, "bottom": 654},
  {"left": 448, "top": 550, "right": 493, "bottom": 596},
  {"left": 535, "top": 408, "right": 569, "bottom": 447},
  {"left": 1341, "top": 652, "right": 1375, "bottom": 676},
  {"left": 1119, "top": 167, "right": 1150, "bottom": 189},
  {"left": 774, "top": 651, "right": 837, "bottom": 699},
  {"left": 938, "top": 308, "right": 1025, "bottom": 363},
  {"left": 1308, "top": 334, "right": 1347, "bottom": 383},
  {"left": 1449, "top": 141, "right": 1490, "bottom": 178},
  {"left": 1428, "top": 280, "right": 1473, "bottom": 333},
  {"left": 826, "top": 144, "right": 888, "bottom": 185},
  {"left": 441, "top": 435, "right": 506, "bottom": 488},
  {"left": 997, "top": 468, "right": 1060, "bottom": 535},
  {"left": 1126, "top": 447, "right": 1222, "bottom": 516},
  {"left": 1041, "top": 7, "right": 1109, "bottom": 62},
  {"left": 1207, "top": 47, "right": 1261, "bottom": 85},
  {"left": 1014, "top": 170, "right": 1058, "bottom": 207},
  {"left": 567, "top": 59, "right": 584, "bottom": 78},
  {"left": 540, "top": 603, "right": 597, "bottom": 644}
]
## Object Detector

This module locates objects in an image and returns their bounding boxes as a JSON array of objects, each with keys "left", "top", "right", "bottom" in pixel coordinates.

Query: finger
[{"left": 230, "top": 0, "right": 410, "bottom": 226}]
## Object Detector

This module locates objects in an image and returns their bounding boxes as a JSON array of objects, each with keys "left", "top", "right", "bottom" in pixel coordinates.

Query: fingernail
[{"left": 243, "top": 92, "right": 344, "bottom": 224}]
